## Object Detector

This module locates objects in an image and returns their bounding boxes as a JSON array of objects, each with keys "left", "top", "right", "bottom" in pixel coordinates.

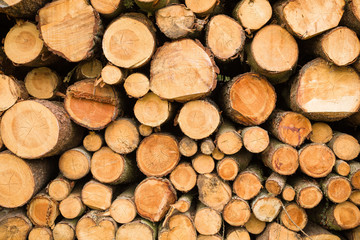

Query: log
[
  {"left": 91, "top": 147, "right": 138, "bottom": 184},
  {"left": 321, "top": 173, "right": 352, "bottom": 203},
  {"left": 350, "top": 190, "right": 360, "bottom": 206},
  {"left": 233, "top": 164, "right": 263, "bottom": 200},
  {"left": 198, "top": 235, "right": 222, "bottom": 240},
  {"left": 341, "top": 0, "right": 360, "bottom": 34},
  {"left": 150, "top": 39, "right": 218, "bottom": 102},
  {"left": 171, "top": 193, "right": 194, "bottom": 213},
  {"left": 81, "top": 180, "right": 114, "bottom": 210},
  {"left": 124, "top": 73, "right": 150, "bottom": 98},
  {"left": 261, "top": 139, "right": 298, "bottom": 175},
  {"left": 251, "top": 190, "right": 282, "bottom": 222},
  {"left": 27, "top": 192, "right": 59, "bottom": 228},
  {"left": 221, "top": 72, "right": 276, "bottom": 126},
  {"left": 58, "top": 147, "right": 91, "bottom": 180},
  {"left": 177, "top": 99, "right": 221, "bottom": 140},
  {"left": 309, "top": 122, "right": 333, "bottom": 144},
  {"left": 290, "top": 58, "right": 360, "bottom": 121},
  {"left": 302, "top": 223, "right": 341, "bottom": 240},
  {"left": 0, "top": 151, "right": 53, "bottom": 208},
  {"left": 241, "top": 126, "right": 269, "bottom": 153},
  {"left": 76, "top": 210, "right": 117, "bottom": 240},
  {"left": 298, "top": 143, "right": 335, "bottom": 178},
  {"left": 0, "top": 0, "right": 47, "bottom": 18},
  {"left": 267, "top": 110, "right": 312, "bottom": 147},
  {"left": 165, "top": 212, "right": 197, "bottom": 240},
  {"left": 139, "top": 124, "right": 153, "bottom": 137},
  {"left": 28, "top": 227, "right": 53, "bottom": 240},
  {"left": 64, "top": 79, "right": 121, "bottom": 130},
  {"left": 349, "top": 161, "right": 360, "bottom": 189},
  {"left": 47, "top": 174, "right": 75, "bottom": 201},
  {"left": 101, "top": 64, "right": 125, "bottom": 85},
  {"left": 245, "top": 213, "right": 266, "bottom": 235},
  {"left": 279, "top": 203, "right": 308, "bottom": 232},
  {"left": 256, "top": 222, "right": 301, "bottom": 240},
  {"left": 134, "top": 177, "right": 177, "bottom": 222},
  {"left": 135, "top": 0, "right": 169, "bottom": 13},
  {"left": 90, "top": 0, "right": 123, "bottom": 18},
  {"left": 53, "top": 218, "right": 77, "bottom": 240},
  {"left": 83, "top": 132, "right": 104, "bottom": 152},
  {"left": 116, "top": 218, "right": 157, "bottom": 240},
  {"left": 169, "top": 162, "right": 197, "bottom": 192},
  {"left": 103, "top": 13, "right": 156, "bottom": 69},
  {"left": 179, "top": 136, "right": 198, "bottom": 157},
  {"left": 4, "top": 21, "right": 58, "bottom": 67},
  {"left": 346, "top": 226, "right": 360, "bottom": 240},
  {"left": 109, "top": 185, "right": 137, "bottom": 224},
  {"left": 0, "top": 208, "right": 32, "bottom": 240},
  {"left": 200, "top": 138, "right": 215, "bottom": 155},
  {"left": 136, "top": 133, "right": 180, "bottom": 177},
  {"left": 194, "top": 202, "right": 222, "bottom": 235},
  {"left": 247, "top": 24, "right": 298, "bottom": 84},
  {"left": 226, "top": 227, "right": 250, "bottom": 240},
  {"left": 282, "top": 184, "right": 295, "bottom": 202},
  {"left": 73, "top": 59, "right": 102, "bottom": 81},
  {"left": 134, "top": 92, "right": 172, "bottom": 127},
  {"left": 328, "top": 132, "right": 360, "bottom": 160},
  {"left": 265, "top": 172, "right": 286, "bottom": 196},
  {"left": 197, "top": 173, "right": 232, "bottom": 211},
  {"left": 233, "top": 0, "right": 272, "bottom": 33},
  {"left": 212, "top": 147, "right": 225, "bottom": 160},
  {"left": 217, "top": 149, "right": 252, "bottom": 181},
  {"left": 185, "top": 0, "right": 218, "bottom": 17},
  {"left": 215, "top": 121, "right": 242, "bottom": 155},
  {"left": 38, "top": 0, "right": 102, "bottom": 62},
  {"left": 59, "top": 184, "right": 86, "bottom": 219},
  {"left": 292, "top": 177, "right": 323, "bottom": 209},
  {"left": 192, "top": 154, "right": 215, "bottom": 174},
  {"left": 223, "top": 196, "right": 251, "bottom": 226},
  {"left": 0, "top": 74, "right": 28, "bottom": 112}
]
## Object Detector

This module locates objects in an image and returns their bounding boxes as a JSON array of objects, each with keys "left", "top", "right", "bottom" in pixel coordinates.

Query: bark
[
  {"left": 291, "top": 176, "right": 323, "bottom": 209},
  {"left": 265, "top": 172, "right": 286, "bottom": 196},
  {"left": 0, "top": 0, "right": 48, "bottom": 18},
  {"left": 279, "top": 203, "right": 308, "bottom": 232}
]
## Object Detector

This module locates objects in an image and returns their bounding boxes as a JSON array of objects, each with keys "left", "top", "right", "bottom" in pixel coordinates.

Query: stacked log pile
[{"left": 1, "top": 0, "right": 360, "bottom": 239}]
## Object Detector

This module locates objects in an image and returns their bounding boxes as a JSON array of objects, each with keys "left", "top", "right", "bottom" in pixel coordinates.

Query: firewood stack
[{"left": 1, "top": 0, "right": 360, "bottom": 239}]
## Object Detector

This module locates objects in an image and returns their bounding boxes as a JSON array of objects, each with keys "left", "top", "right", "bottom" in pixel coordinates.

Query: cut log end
[
  {"left": 28, "top": 227, "right": 52, "bottom": 240},
  {"left": 179, "top": 136, "right": 198, "bottom": 157},
  {"left": 101, "top": 64, "right": 124, "bottom": 85},
  {"left": 25, "top": 67, "right": 60, "bottom": 99},
  {"left": 217, "top": 157, "right": 239, "bottom": 181},
  {"left": 59, "top": 148, "right": 90, "bottom": 180},
  {"left": 223, "top": 197, "right": 251, "bottom": 226},
  {"left": 59, "top": 195, "right": 85, "bottom": 219},
  {"left": 83, "top": 132, "right": 103, "bottom": 152},
  {"left": 110, "top": 198, "right": 137, "bottom": 224},
  {"left": 282, "top": 185, "right": 295, "bottom": 202},
  {"left": 116, "top": 220, "right": 155, "bottom": 240},
  {"left": 27, "top": 194, "right": 59, "bottom": 228},
  {"left": 81, "top": 180, "right": 113, "bottom": 210},
  {"left": 333, "top": 201, "right": 360, "bottom": 229},
  {"left": 242, "top": 127, "right": 269, "bottom": 153},
  {"left": 309, "top": 122, "right": 333, "bottom": 144},
  {"left": 244, "top": 213, "right": 266, "bottom": 235},
  {"left": 280, "top": 203, "right": 307, "bottom": 232},
  {"left": 329, "top": 133, "right": 360, "bottom": 160},
  {"left": 297, "top": 186, "right": 323, "bottom": 209},
  {"left": 234, "top": 172, "right": 262, "bottom": 200},
  {"left": 124, "top": 73, "right": 150, "bottom": 98},
  {"left": 216, "top": 130, "right": 242, "bottom": 155},
  {"left": 185, "top": 0, "right": 218, "bottom": 16},
  {"left": 350, "top": 190, "right": 360, "bottom": 205},
  {"left": 252, "top": 193, "right": 282, "bottom": 222},
  {"left": 194, "top": 206, "right": 222, "bottom": 235},
  {"left": 53, "top": 221, "right": 75, "bottom": 240},
  {"left": 193, "top": 154, "right": 215, "bottom": 174},
  {"left": 170, "top": 162, "right": 197, "bottom": 192},
  {"left": 76, "top": 211, "right": 117, "bottom": 240}
]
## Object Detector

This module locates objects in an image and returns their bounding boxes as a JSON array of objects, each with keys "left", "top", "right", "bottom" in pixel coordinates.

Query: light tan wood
[
  {"left": 0, "top": 74, "right": 28, "bottom": 112},
  {"left": 171, "top": 193, "right": 193, "bottom": 213},
  {"left": 53, "top": 219, "right": 77, "bottom": 240},
  {"left": 321, "top": 174, "right": 351, "bottom": 203},
  {"left": 83, "top": 132, "right": 103, "bottom": 152},
  {"left": 200, "top": 138, "right": 215, "bottom": 155},
  {"left": 194, "top": 203, "right": 222, "bottom": 235},
  {"left": 76, "top": 211, "right": 117, "bottom": 240},
  {"left": 265, "top": 172, "right": 286, "bottom": 196},
  {"left": 47, "top": 174, "right": 75, "bottom": 201},
  {"left": 101, "top": 64, "right": 125, "bottom": 85},
  {"left": 138, "top": 124, "right": 153, "bottom": 137},
  {"left": 28, "top": 227, "right": 52, "bottom": 240},
  {"left": 328, "top": 132, "right": 360, "bottom": 160},
  {"left": 170, "top": 162, "right": 197, "bottom": 192},
  {"left": 166, "top": 213, "right": 197, "bottom": 240},
  {"left": 197, "top": 235, "right": 222, "bottom": 240},
  {"left": 282, "top": 184, "right": 295, "bottom": 202},
  {"left": 192, "top": 154, "right": 215, "bottom": 174},
  {"left": 109, "top": 186, "right": 137, "bottom": 224},
  {"left": 233, "top": 165, "right": 263, "bottom": 200},
  {"left": 251, "top": 191, "right": 282, "bottom": 222},
  {"left": 212, "top": 147, "right": 224, "bottom": 160},
  {"left": 59, "top": 147, "right": 91, "bottom": 180},
  {"left": 350, "top": 190, "right": 360, "bottom": 205},
  {"left": 124, "top": 73, "right": 149, "bottom": 98},
  {"left": 223, "top": 196, "right": 251, "bottom": 226},
  {"left": 292, "top": 177, "right": 323, "bottom": 209},
  {"left": 24, "top": 67, "right": 60, "bottom": 99},
  {"left": 241, "top": 126, "right": 269, "bottom": 153},
  {"left": 226, "top": 228, "right": 250, "bottom": 240},
  {"left": 90, "top": 0, "right": 123, "bottom": 18},
  {"left": 81, "top": 180, "right": 113, "bottom": 210},
  {"left": 116, "top": 219, "right": 157, "bottom": 240},
  {"left": 217, "top": 157, "right": 239, "bottom": 181},
  {"left": 279, "top": 203, "right": 307, "bottom": 232},
  {"left": 309, "top": 122, "right": 333, "bottom": 144},
  {"left": 185, "top": 0, "right": 218, "bottom": 16},
  {"left": 59, "top": 184, "right": 86, "bottom": 219},
  {"left": 216, "top": 122, "right": 242, "bottom": 155},
  {"left": 27, "top": 192, "right": 59, "bottom": 228},
  {"left": 179, "top": 136, "right": 198, "bottom": 157},
  {"left": 244, "top": 213, "right": 266, "bottom": 235},
  {"left": 334, "top": 159, "right": 350, "bottom": 176},
  {"left": 256, "top": 222, "right": 301, "bottom": 240},
  {"left": 0, "top": 208, "right": 32, "bottom": 240},
  {"left": 302, "top": 223, "right": 341, "bottom": 240}
]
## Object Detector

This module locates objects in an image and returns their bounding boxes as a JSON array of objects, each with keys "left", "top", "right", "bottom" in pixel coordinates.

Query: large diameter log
[
  {"left": 251, "top": 191, "right": 282, "bottom": 222},
  {"left": 38, "top": 0, "right": 102, "bottom": 62},
  {"left": 256, "top": 222, "right": 301, "bottom": 240},
  {"left": 76, "top": 211, "right": 117, "bottom": 240},
  {"left": 328, "top": 132, "right": 360, "bottom": 160},
  {"left": 150, "top": 39, "right": 218, "bottom": 102},
  {"left": 25, "top": 67, "right": 61, "bottom": 100},
  {"left": 134, "top": 177, "right": 177, "bottom": 222},
  {"left": 109, "top": 185, "right": 137, "bottom": 224},
  {"left": 0, "top": 74, "right": 28, "bottom": 112},
  {"left": 302, "top": 223, "right": 341, "bottom": 240},
  {"left": 27, "top": 192, "right": 59, "bottom": 228},
  {"left": 116, "top": 218, "right": 157, "bottom": 240},
  {"left": 222, "top": 72, "right": 276, "bottom": 126},
  {"left": 292, "top": 177, "right": 323, "bottom": 209},
  {"left": 290, "top": 58, "right": 360, "bottom": 121},
  {"left": 223, "top": 196, "right": 251, "bottom": 227},
  {"left": 0, "top": 152, "right": 53, "bottom": 208},
  {"left": 137, "top": 133, "right": 180, "bottom": 177},
  {"left": 279, "top": 203, "right": 307, "bottom": 232},
  {"left": 233, "top": 165, "right": 263, "bottom": 200},
  {"left": 28, "top": 227, "right": 52, "bottom": 240},
  {"left": 81, "top": 180, "right": 114, "bottom": 210},
  {"left": 321, "top": 173, "right": 352, "bottom": 203},
  {"left": 0, "top": 208, "right": 32, "bottom": 240},
  {"left": 0, "top": 0, "right": 47, "bottom": 17},
  {"left": 59, "top": 147, "right": 91, "bottom": 180},
  {"left": 103, "top": 13, "right": 156, "bottom": 69},
  {"left": 64, "top": 79, "right": 121, "bottom": 130},
  {"left": 53, "top": 218, "right": 77, "bottom": 240},
  {"left": 247, "top": 25, "right": 298, "bottom": 84},
  {"left": 1, "top": 100, "right": 83, "bottom": 159},
  {"left": 309, "top": 122, "right": 333, "bottom": 144},
  {"left": 241, "top": 126, "right": 269, "bottom": 153},
  {"left": 194, "top": 203, "right": 222, "bottom": 235}
]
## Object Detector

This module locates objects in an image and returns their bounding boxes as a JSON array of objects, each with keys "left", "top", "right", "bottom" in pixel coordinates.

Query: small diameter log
[
  {"left": 241, "top": 126, "right": 269, "bottom": 153},
  {"left": 28, "top": 227, "right": 53, "bottom": 240},
  {"left": 59, "top": 184, "right": 86, "bottom": 219},
  {"left": 185, "top": 0, "right": 218, "bottom": 17},
  {"left": 134, "top": 177, "right": 177, "bottom": 222},
  {"left": 223, "top": 196, "right": 251, "bottom": 227},
  {"left": 311, "top": 201, "right": 360, "bottom": 230},
  {"left": 192, "top": 154, "right": 215, "bottom": 174},
  {"left": 59, "top": 147, "right": 91, "bottom": 180},
  {"left": 222, "top": 72, "right": 276, "bottom": 126},
  {"left": 212, "top": 148, "right": 224, "bottom": 160},
  {"left": 292, "top": 177, "right": 323, "bottom": 209},
  {"left": 137, "top": 133, "right": 180, "bottom": 177},
  {"left": 124, "top": 73, "right": 150, "bottom": 98},
  {"left": 47, "top": 174, "right": 75, "bottom": 201},
  {"left": 312, "top": 26, "right": 360, "bottom": 66},
  {"left": 134, "top": 92, "right": 172, "bottom": 127},
  {"left": 81, "top": 180, "right": 114, "bottom": 210},
  {"left": 309, "top": 122, "right": 333, "bottom": 144},
  {"left": 350, "top": 190, "right": 360, "bottom": 205},
  {"left": 0, "top": 208, "right": 32, "bottom": 240},
  {"left": 0, "top": 0, "right": 47, "bottom": 18},
  {"left": 179, "top": 136, "right": 198, "bottom": 157},
  {"left": 226, "top": 227, "right": 250, "bottom": 240},
  {"left": 200, "top": 138, "right": 215, "bottom": 155},
  {"left": 178, "top": 99, "right": 221, "bottom": 140},
  {"left": 251, "top": 190, "right": 282, "bottom": 222},
  {"left": 169, "top": 162, "right": 197, "bottom": 192},
  {"left": 139, "top": 124, "right": 153, "bottom": 137},
  {"left": 215, "top": 121, "right": 242, "bottom": 155},
  {"left": 194, "top": 202, "right": 222, "bottom": 235},
  {"left": 27, "top": 192, "right": 59, "bottom": 228},
  {"left": 261, "top": 139, "right": 299, "bottom": 175},
  {"left": 206, "top": 14, "right": 245, "bottom": 61},
  {"left": 267, "top": 110, "right": 312, "bottom": 147},
  {"left": 4, "top": 21, "right": 58, "bottom": 67},
  {"left": 217, "top": 149, "right": 252, "bottom": 181},
  {"left": 150, "top": 39, "right": 218, "bottom": 102},
  {"left": 265, "top": 172, "right": 286, "bottom": 196},
  {"left": 279, "top": 203, "right": 308, "bottom": 232},
  {"left": 53, "top": 218, "right": 77, "bottom": 240},
  {"left": 346, "top": 226, "right": 360, "bottom": 240},
  {"left": 109, "top": 185, "right": 137, "bottom": 224},
  {"left": 233, "top": 0, "right": 272, "bottom": 32},
  {"left": 73, "top": 59, "right": 102, "bottom": 81},
  {"left": 282, "top": 184, "right": 295, "bottom": 202},
  {"left": 76, "top": 211, "right": 117, "bottom": 240},
  {"left": 233, "top": 165, "right": 263, "bottom": 200},
  {"left": 83, "top": 132, "right": 103, "bottom": 152},
  {"left": 172, "top": 193, "right": 193, "bottom": 213},
  {"left": 247, "top": 25, "right": 298, "bottom": 84},
  {"left": 334, "top": 159, "right": 351, "bottom": 176},
  {"left": 302, "top": 223, "right": 341, "bottom": 240},
  {"left": 0, "top": 74, "right": 28, "bottom": 112},
  {"left": 38, "top": 0, "right": 102, "bottom": 62},
  {"left": 24, "top": 67, "right": 61, "bottom": 99},
  {"left": 321, "top": 173, "right": 352, "bottom": 203},
  {"left": 91, "top": 147, "right": 138, "bottom": 184},
  {"left": 155, "top": 4, "right": 196, "bottom": 40},
  {"left": 328, "top": 132, "right": 360, "bottom": 160},
  {"left": 349, "top": 161, "right": 360, "bottom": 189},
  {"left": 245, "top": 213, "right": 266, "bottom": 235},
  {"left": 165, "top": 213, "right": 197, "bottom": 240},
  {"left": 256, "top": 222, "right": 301, "bottom": 240},
  {"left": 101, "top": 64, "right": 125, "bottom": 85},
  {"left": 105, "top": 118, "right": 139, "bottom": 154},
  {"left": 290, "top": 58, "right": 360, "bottom": 121},
  {"left": 90, "top": 0, "right": 123, "bottom": 18},
  {"left": 0, "top": 152, "right": 52, "bottom": 208},
  {"left": 135, "top": 0, "right": 169, "bottom": 13},
  {"left": 298, "top": 143, "right": 335, "bottom": 178},
  {"left": 64, "top": 79, "right": 121, "bottom": 130},
  {"left": 103, "top": 13, "right": 156, "bottom": 69}
]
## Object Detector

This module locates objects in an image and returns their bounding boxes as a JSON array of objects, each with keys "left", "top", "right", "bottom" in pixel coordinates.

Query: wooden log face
[
  {"left": 81, "top": 181, "right": 113, "bottom": 210},
  {"left": 76, "top": 212, "right": 117, "bottom": 240},
  {"left": 194, "top": 207, "right": 222, "bottom": 235},
  {"left": 0, "top": 211, "right": 32, "bottom": 240},
  {"left": 110, "top": 198, "right": 137, "bottom": 224},
  {"left": 170, "top": 162, "right": 197, "bottom": 192},
  {"left": 0, "top": 75, "right": 26, "bottom": 112},
  {"left": 297, "top": 186, "right": 323, "bottom": 209},
  {"left": 59, "top": 148, "right": 91, "bottom": 180},
  {"left": 233, "top": 172, "right": 262, "bottom": 200},
  {"left": 185, "top": 0, "right": 217, "bottom": 16},
  {"left": 333, "top": 201, "right": 360, "bottom": 229},
  {"left": 116, "top": 220, "right": 155, "bottom": 240},
  {"left": 234, "top": 0, "right": 272, "bottom": 31},
  {"left": 223, "top": 197, "right": 251, "bottom": 226},
  {"left": 167, "top": 214, "right": 197, "bottom": 240},
  {"left": 27, "top": 195, "right": 59, "bottom": 228},
  {"left": 280, "top": 203, "right": 307, "bottom": 231},
  {"left": 90, "top": 0, "right": 121, "bottom": 16}
]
